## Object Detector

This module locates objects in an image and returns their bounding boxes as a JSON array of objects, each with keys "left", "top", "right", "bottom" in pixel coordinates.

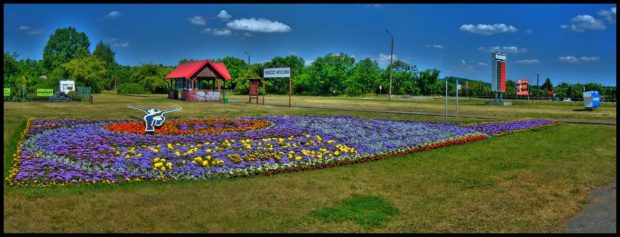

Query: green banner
[
  {"left": 37, "top": 89, "right": 54, "bottom": 97},
  {"left": 4, "top": 88, "right": 10, "bottom": 97}
]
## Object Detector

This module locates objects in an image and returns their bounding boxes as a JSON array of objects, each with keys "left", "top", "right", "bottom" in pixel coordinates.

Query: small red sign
[{"left": 547, "top": 90, "right": 554, "bottom": 95}]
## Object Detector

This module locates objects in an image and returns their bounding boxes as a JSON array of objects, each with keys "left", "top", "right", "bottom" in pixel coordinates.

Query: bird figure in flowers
[{"left": 128, "top": 106, "right": 182, "bottom": 132}]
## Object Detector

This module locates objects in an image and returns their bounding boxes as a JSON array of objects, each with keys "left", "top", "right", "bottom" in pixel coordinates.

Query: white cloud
[
  {"left": 516, "top": 59, "right": 540, "bottom": 64},
  {"left": 26, "top": 29, "right": 43, "bottom": 35},
  {"left": 288, "top": 50, "right": 297, "bottom": 55},
  {"left": 558, "top": 56, "right": 600, "bottom": 63},
  {"left": 426, "top": 44, "right": 444, "bottom": 49},
  {"left": 19, "top": 25, "right": 43, "bottom": 35},
  {"left": 559, "top": 56, "right": 579, "bottom": 63},
  {"left": 217, "top": 10, "right": 232, "bottom": 21},
  {"left": 377, "top": 53, "right": 397, "bottom": 67},
  {"left": 524, "top": 29, "right": 533, "bottom": 34},
  {"left": 204, "top": 28, "right": 232, "bottom": 36},
  {"left": 379, "top": 53, "right": 397, "bottom": 61},
  {"left": 107, "top": 38, "right": 130, "bottom": 48},
  {"left": 113, "top": 42, "right": 129, "bottom": 48},
  {"left": 580, "top": 56, "right": 600, "bottom": 62},
  {"left": 459, "top": 23, "right": 518, "bottom": 35},
  {"left": 478, "top": 46, "right": 527, "bottom": 54},
  {"left": 598, "top": 7, "right": 616, "bottom": 24},
  {"left": 459, "top": 59, "right": 486, "bottom": 72},
  {"left": 365, "top": 4, "right": 383, "bottom": 8},
  {"left": 213, "top": 28, "right": 232, "bottom": 36},
  {"left": 104, "top": 11, "right": 121, "bottom": 19},
  {"left": 226, "top": 18, "right": 291, "bottom": 33},
  {"left": 561, "top": 15, "right": 606, "bottom": 32},
  {"left": 305, "top": 60, "right": 314, "bottom": 66},
  {"left": 189, "top": 16, "right": 206, "bottom": 25}
]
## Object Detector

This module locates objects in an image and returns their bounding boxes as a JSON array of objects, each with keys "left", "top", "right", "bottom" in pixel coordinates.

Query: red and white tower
[{"left": 491, "top": 52, "right": 507, "bottom": 102}]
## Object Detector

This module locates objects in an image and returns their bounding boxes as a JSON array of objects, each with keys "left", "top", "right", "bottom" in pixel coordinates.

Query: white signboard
[
  {"left": 493, "top": 53, "right": 507, "bottom": 61},
  {"left": 264, "top": 67, "right": 291, "bottom": 78}
]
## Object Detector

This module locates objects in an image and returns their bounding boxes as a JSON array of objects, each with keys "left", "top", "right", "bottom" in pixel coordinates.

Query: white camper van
[{"left": 59, "top": 80, "right": 75, "bottom": 95}]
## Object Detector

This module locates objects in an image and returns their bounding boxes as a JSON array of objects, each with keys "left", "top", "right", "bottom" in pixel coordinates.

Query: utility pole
[
  {"left": 445, "top": 79, "right": 448, "bottom": 120},
  {"left": 385, "top": 29, "right": 393, "bottom": 101},
  {"left": 244, "top": 51, "right": 251, "bottom": 71}
]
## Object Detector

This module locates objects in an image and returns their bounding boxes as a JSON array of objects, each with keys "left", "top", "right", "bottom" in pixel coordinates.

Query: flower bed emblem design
[{"left": 128, "top": 106, "right": 182, "bottom": 132}]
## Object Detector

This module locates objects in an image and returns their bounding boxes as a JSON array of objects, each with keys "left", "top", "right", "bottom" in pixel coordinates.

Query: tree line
[{"left": 4, "top": 27, "right": 615, "bottom": 101}]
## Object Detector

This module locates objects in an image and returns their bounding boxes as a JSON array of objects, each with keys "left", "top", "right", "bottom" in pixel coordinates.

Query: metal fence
[{"left": 77, "top": 87, "right": 91, "bottom": 101}]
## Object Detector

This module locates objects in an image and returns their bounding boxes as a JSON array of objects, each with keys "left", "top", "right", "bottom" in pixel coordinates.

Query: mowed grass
[
  {"left": 3, "top": 91, "right": 616, "bottom": 233},
  {"left": 225, "top": 93, "right": 617, "bottom": 121}
]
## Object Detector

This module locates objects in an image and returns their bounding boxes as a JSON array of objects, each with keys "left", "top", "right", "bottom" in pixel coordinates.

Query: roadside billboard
[{"left": 516, "top": 79, "right": 529, "bottom": 96}]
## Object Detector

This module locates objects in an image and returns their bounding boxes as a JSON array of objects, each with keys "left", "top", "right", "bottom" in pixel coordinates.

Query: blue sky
[{"left": 4, "top": 3, "right": 617, "bottom": 86}]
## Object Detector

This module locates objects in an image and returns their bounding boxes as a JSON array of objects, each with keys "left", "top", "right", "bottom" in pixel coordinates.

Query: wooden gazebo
[{"left": 164, "top": 60, "right": 231, "bottom": 102}]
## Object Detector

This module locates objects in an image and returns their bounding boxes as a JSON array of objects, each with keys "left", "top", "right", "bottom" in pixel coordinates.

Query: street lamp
[
  {"left": 244, "top": 51, "right": 251, "bottom": 71},
  {"left": 385, "top": 30, "right": 393, "bottom": 101}
]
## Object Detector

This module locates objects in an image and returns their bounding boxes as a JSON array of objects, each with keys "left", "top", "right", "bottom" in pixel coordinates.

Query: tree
[
  {"left": 541, "top": 77, "right": 554, "bottom": 92},
  {"left": 347, "top": 57, "right": 381, "bottom": 94},
  {"left": 306, "top": 53, "right": 355, "bottom": 94},
  {"left": 262, "top": 55, "right": 305, "bottom": 94},
  {"left": 60, "top": 56, "right": 107, "bottom": 93},
  {"left": 132, "top": 63, "right": 172, "bottom": 94},
  {"left": 570, "top": 83, "right": 584, "bottom": 99},
  {"left": 418, "top": 69, "right": 441, "bottom": 95},
  {"left": 93, "top": 41, "right": 117, "bottom": 89},
  {"left": 178, "top": 58, "right": 198, "bottom": 65},
  {"left": 505, "top": 79, "right": 517, "bottom": 97},
  {"left": 584, "top": 83, "right": 603, "bottom": 93},
  {"left": 469, "top": 80, "right": 486, "bottom": 97},
  {"left": 430, "top": 79, "right": 451, "bottom": 96},
  {"left": 389, "top": 60, "right": 416, "bottom": 95},
  {"left": 233, "top": 64, "right": 261, "bottom": 95},
  {"left": 4, "top": 52, "right": 20, "bottom": 87},
  {"left": 213, "top": 56, "right": 246, "bottom": 91},
  {"left": 42, "top": 27, "right": 91, "bottom": 72}
]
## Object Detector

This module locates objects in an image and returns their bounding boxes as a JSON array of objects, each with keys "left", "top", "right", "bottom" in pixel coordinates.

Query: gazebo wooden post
[
  {"left": 217, "top": 78, "right": 221, "bottom": 102},
  {"left": 221, "top": 78, "right": 225, "bottom": 103}
]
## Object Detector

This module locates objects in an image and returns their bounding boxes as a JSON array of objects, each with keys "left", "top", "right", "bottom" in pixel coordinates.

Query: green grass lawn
[{"left": 3, "top": 91, "right": 616, "bottom": 233}]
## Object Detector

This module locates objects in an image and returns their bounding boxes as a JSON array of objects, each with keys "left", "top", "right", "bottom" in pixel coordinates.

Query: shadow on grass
[{"left": 573, "top": 108, "right": 594, "bottom": 112}]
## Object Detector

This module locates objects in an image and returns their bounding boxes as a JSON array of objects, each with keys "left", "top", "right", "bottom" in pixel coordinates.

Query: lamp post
[
  {"left": 385, "top": 30, "right": 393, "bottom": 101},
  {"left": 244, "top": 51, "right": 251, "bottom": 71}
]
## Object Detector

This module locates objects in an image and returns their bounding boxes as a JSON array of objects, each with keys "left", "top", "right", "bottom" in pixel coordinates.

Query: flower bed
[{"left": 5, "top": 116, "right": 559, "bottom": 187}]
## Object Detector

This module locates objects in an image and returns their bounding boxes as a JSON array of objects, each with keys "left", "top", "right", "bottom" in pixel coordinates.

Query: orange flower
[{"left": 104, "top": 118, "right": 270, "bottom": 135}]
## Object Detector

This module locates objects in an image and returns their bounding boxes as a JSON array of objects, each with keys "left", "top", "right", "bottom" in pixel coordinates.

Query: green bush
[
  {"left": 117, "top": 83, "right": 146, "bottom": 94},
  {"left": 26, "top": 92, "right": 49, "bottom": 101},
  {"left": 67, "top": 91, "right": 82, "bottom": 101}
]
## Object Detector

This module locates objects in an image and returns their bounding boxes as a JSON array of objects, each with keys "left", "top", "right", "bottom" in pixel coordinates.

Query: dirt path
[{"left": 566, "top": 179, "right": 617, "bottom": 233}]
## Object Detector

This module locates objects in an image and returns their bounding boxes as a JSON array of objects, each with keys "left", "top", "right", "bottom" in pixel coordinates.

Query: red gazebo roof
[{"left": 165, "top": 60, "right": 231, "bottom": 80}]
